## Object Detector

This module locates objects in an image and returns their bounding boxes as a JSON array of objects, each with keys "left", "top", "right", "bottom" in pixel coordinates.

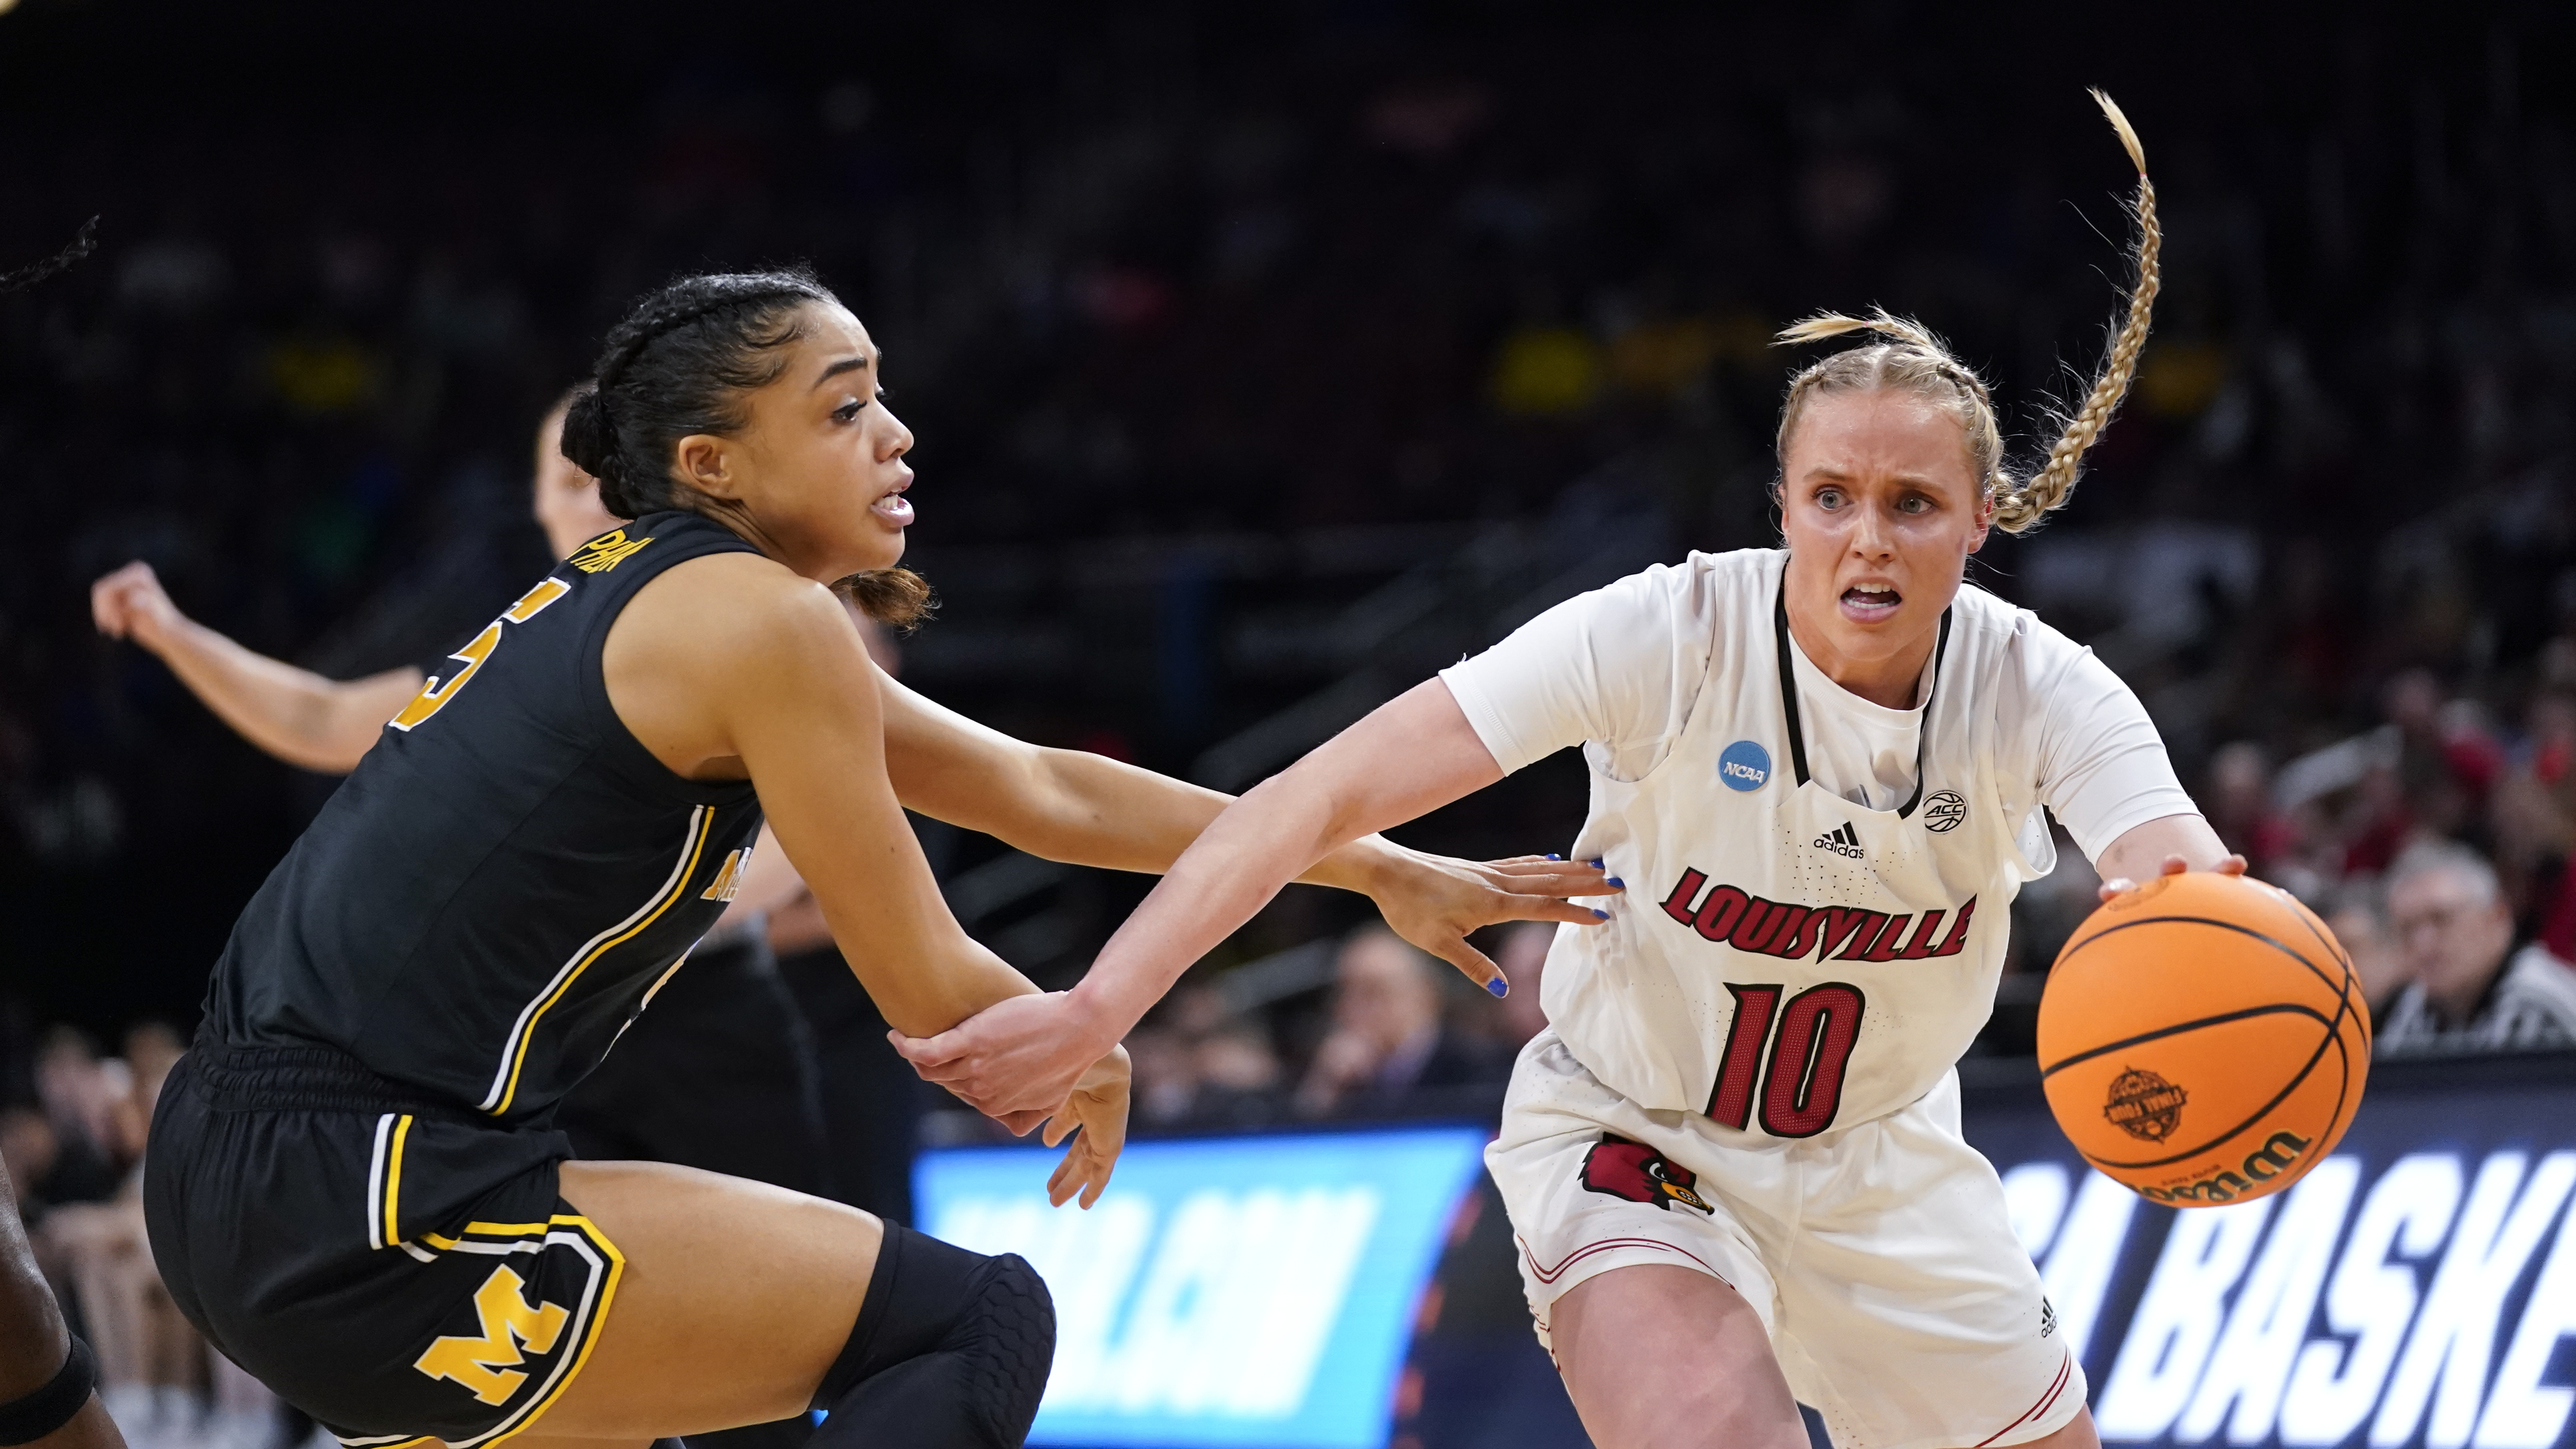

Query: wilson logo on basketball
[
  {"left": 2102, "top": 1066, "right": 2188, "bottom": 1142},
  {"left": 2138, "top": 1130, "right": 2313, "bottom": 1205},
  {"left": 1659, "top": 867, "right": 1975, "bottom": 962}
]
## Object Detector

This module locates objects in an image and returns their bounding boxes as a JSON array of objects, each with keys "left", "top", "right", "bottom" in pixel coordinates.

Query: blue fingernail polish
[
  {"left": 1588, "top": 858, "right": 1604, "bottom": 868},
  {"left": 1606, "top": 877, "right": 1625, "bottom": 888},
  {"left": 1591, "top": 908, "right": 1610, "bottom": 919},
  {"left": 1546, "top": 853, "right": 1562, "bottom": 861},
  {"left": 1487, "top": 977, "right": 1510, "bottom": 998}
]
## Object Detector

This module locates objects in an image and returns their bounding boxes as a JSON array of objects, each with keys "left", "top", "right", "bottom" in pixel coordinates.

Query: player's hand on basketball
[
  {"left": 1027, "top": 1046, "right": 1128, "bottom": 1210},
  {"left": 892, "top": 989, "right": 1114, "bottom": 1120},
  {"left": 2097, "top": 852, "right": 2248, "bottom": 903},
  {"left": 1369, "top": 850, "right": 1621, "bottom": 998},
  {"left": 90, "top": 560, "right": 182, "bottom": 647}
]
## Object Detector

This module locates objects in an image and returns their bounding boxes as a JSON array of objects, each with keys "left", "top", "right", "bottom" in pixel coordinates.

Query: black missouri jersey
[{"left": 203, "top": 511, "right": 767, "bottom": 1122}]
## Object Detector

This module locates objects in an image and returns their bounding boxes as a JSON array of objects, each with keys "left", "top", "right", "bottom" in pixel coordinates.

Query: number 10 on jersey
[{"left": 1707, "top": 982, "right": 1866, "bottom": 1139}]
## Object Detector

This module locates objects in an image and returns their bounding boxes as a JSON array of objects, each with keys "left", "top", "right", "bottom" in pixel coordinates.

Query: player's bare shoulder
[
  {"left": 614, "top": 550, "right": 858, "bottom": 677},
  {"left": 604, "top": 548, "right": 877, "bottom": 778}
]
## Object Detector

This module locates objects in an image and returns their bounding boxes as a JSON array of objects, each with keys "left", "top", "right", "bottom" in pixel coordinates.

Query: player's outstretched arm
[
  {"left": 2093, "top": 813, "right": 2247, "bottom": 902},
  {"left": 608, "top": 552, "right": 1126, "bottom": 1202},
  {"left": 90, "top": 560, "right": 422, "bottom": 774},
  {"left": 875, "top": 673, "right": 1618, "bottom": 991},
  {"left": 896, "top": 676, "right": 1530, "bottom": 1118}
]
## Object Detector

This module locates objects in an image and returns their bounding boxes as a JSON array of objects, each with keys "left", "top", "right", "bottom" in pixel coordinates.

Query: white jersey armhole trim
[{"left": 1608, "top": 552, "right": 1740, "bottom": 792}]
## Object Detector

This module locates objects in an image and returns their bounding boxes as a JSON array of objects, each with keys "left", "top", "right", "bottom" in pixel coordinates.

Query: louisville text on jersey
[{"left": 1658, "top": 867, "right": 1977, "bottom": 962}]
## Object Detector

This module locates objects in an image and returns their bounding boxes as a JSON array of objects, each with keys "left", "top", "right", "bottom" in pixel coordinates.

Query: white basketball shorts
[{"left": 1486, "top": 1031, "right": 2084, "bottom": 1449}]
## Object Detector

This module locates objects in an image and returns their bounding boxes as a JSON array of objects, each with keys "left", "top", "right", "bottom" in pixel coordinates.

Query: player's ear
[
  {"left": 671, "top": 433, "right": 739, "bottom": 502},
  {"left": 1965, "top": 476, "right": 1999, "bottom": 553}
]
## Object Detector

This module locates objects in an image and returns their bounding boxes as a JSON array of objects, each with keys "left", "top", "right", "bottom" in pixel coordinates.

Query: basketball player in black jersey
[
  {"left": 95, "top": 398, "right": 842, "bottom": 1211},
  {"left": 2, "top": 219, "right": 125, "bottom": 1449},
  {"left": 142, "top": 269, "right": 1612, "bottom": 1449},
  {"left": 96, "top": 400, "right": 837, "bottom": 1449}
]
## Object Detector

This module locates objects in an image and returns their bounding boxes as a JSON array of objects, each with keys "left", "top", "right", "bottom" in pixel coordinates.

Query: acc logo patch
[
  {"left": 1579, "top": 1135, "right": 1711, "bottom": 1214},
  {"left": 1719, "top": 740, "right": 1771, "bottom": 793},
  {"left": 1923, "top": 790, "right": 1968, "bottom": 833},
  {"left": 2104, "top": 1065, "right": 2188, "bottom": 1142}
]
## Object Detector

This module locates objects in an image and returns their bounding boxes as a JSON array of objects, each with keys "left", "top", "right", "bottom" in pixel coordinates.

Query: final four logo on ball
[
  {"left": 2103, "top": 1065, "right": 2188, "bottom": 1143},
  {"left": 1719, "top": 739, "right": 1770, "bottom": 793}
]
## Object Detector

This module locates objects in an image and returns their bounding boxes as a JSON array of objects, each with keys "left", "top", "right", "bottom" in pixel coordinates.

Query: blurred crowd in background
[{"left": 6, "top": 1, "right": 2576, "bottom": 1440}]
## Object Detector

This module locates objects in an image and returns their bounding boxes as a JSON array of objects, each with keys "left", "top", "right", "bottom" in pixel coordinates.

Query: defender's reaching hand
[
  {"left": 891, "top": 990, "right": 1116, "bottom": 1122},
  {"left": 1036, "top": 1046, "right": 1129, "bottom": 1209},
  {"left": 1366, "top": 851, "right": 1622, "bottom": 997}
]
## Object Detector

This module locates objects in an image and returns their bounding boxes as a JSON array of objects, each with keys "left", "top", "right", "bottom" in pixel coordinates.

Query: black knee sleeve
[
  {"left": 0, "top": 1335, "right": 95, "bottom": 1447},
  {"left": 810, "top": 1224, "right": 1054, "bottom": 1449}
]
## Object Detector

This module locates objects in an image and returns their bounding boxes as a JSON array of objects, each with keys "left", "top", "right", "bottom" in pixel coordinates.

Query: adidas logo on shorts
[{"left": 1812, "top": 822, "right": 1864, "bottom": 858}]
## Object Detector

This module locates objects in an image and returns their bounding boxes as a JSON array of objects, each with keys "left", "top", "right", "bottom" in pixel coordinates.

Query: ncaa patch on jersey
[{"left": 1718, "top": 739, "right": 1770, "bottom": 792}]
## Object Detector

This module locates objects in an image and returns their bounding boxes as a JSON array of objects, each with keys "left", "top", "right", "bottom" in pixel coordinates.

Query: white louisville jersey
[{"left": 1458, "top": 548, "right": 2180, "bottom": 1137}]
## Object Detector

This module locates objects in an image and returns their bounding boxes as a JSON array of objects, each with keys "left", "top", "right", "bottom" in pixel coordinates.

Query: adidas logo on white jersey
[{"left": 1812, "top": 822, "right": 1864, "bottom": 858}]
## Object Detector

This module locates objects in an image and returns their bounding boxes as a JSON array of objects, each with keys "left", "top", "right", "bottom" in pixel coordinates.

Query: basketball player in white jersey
[{"left": 901, "top": 95, "right": 2237, "bottom": 1449}]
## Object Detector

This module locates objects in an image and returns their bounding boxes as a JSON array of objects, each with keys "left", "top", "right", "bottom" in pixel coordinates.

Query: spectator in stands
[
  {"left": 1487, "top": 920, "right": 1556, "bottom": 1048},
  {"left": 1117, "top": 986, "right": 1285, "bottom": 1130},
  {"left": 2377, "top": 840, "right": 2576, "bottom": 1054},
  {"left": 1191, "top": 1018, "right": 1286, "bottom": 1129},
  {"left": 1121, "top": 1024, "right": 1199, "bottom": 1129},
  {"left": 2323, "top": 885, "right": 2411, "bottom": 1024},
  {"left": 29, "top": 1033, "right": 120, "bottom": 1209},
  {"left": 2205, "top": 743, "right": 2294, "bottom": 878},
  {"left": 39, "top": 1025, "right": 280, "bottom": 1449},
  {"left": 1296, "top": 926, "right": 1508, "bottom": 1118}
]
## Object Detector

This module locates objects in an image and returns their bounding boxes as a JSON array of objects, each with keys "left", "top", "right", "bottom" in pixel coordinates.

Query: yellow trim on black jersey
[
  {"left": 480, "top": 806, "right": 713, "bottom": 1115},
  {"left": 382, "top": 1115, "right": 413, "bottom": 1250},
  {"left": 456, "top": 1215, "right": 625, "bottom": 1449},
  {"left": 387, "top": 1214, "right": 627, "bottom": 1449}
]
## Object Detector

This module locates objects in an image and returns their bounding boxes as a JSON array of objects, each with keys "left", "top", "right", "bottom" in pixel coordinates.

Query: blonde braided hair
[{"left": 1772, "top": 90, "right": 2160, "bottom": 533}]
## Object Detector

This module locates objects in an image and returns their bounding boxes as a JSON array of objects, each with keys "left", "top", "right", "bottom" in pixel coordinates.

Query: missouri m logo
[{"left": 414, "top": 1266, "right": 570, "bottom": 1406}]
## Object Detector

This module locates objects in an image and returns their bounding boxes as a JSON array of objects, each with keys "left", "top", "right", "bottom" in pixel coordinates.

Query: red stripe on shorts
[
  {"left": 1520, "top": 1235, "right": 1731, "bottom": 1286},
  {"left": 1972, "top": 1350, "right": 2073, "bottom": 1449}
]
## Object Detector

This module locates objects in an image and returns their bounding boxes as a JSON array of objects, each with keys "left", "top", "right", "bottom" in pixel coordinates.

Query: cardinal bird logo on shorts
[
  {"left": 2104, "top": 1065, "right": 2189, "bottom": 1142},
  {"left": 1579, "top": 1135, "right": 1712, "bottom": 1214}
]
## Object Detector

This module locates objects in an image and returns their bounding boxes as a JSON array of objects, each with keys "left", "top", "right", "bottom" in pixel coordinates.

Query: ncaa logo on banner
[{"left": 1719, "top": 740, "right": 1770, "bottom": 792}]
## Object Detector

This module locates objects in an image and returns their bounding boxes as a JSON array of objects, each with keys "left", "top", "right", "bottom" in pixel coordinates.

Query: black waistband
[{"left": 184, "top": 1036, "right": 484, "bottom": 1122}]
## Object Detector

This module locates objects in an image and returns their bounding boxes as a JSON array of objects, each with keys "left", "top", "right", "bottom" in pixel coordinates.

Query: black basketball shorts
[{"left": 144, "top": 1043, "right": 624, "bottom": 1449}]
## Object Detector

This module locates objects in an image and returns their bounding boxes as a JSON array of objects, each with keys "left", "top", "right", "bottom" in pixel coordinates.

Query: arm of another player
[
  {"left": 91, "top": 561, "right": 421, "bottom": 774},
  {"left": 610, "top": 556, "right": 1124, "bottom": 1203},
  {"left": 2093, "top": 813, "right": 2246, "bottom": 902},
  {"left": 894, "top": 676, "right": 1523, "bottom": 1118},
  {"left": 875, "top": 673, "right": 1616, "bottom": 992}
]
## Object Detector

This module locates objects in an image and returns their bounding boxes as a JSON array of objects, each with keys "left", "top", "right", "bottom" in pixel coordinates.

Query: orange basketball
[{"left": 2035, "top": 871, "right": 2369, "bottom": 1206}]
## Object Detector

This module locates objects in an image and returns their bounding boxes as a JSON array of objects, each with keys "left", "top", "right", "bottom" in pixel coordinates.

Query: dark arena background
[{"left": 6, "top": 3, "right": 2576, "bottom": 1449}]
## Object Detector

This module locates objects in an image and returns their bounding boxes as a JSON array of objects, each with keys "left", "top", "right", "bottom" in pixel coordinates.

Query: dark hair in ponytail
[{"left": 561, "top": 267, "right": 933, "bottom": 629}]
